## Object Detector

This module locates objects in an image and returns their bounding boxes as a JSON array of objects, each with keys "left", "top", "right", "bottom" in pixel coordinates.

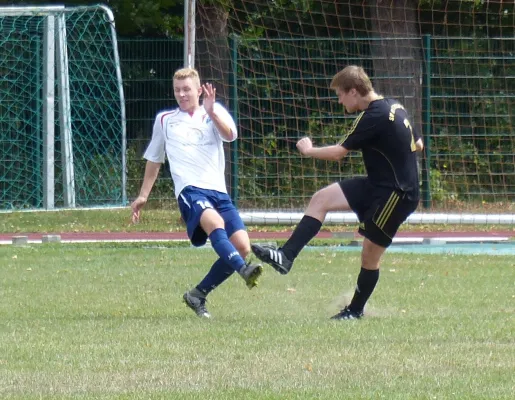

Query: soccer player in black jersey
[{"left": 252, "top": 65, "right": 424, "bottom": 320}]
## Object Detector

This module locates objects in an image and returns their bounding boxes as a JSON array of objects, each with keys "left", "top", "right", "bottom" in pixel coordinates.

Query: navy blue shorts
[
  {"left": 339, "top": 177, "right": 419, "bottom": 248},
  {"left": 177, "top": 186, "right": 245, "bottom": 247}
]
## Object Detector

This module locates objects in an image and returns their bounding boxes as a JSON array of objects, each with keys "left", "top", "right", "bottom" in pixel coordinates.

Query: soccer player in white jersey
[{"left": 131, "top": 67, "right": 262, "bottom": 318}]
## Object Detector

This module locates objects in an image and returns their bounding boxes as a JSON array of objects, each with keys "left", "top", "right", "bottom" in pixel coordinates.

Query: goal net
[
  {"left": 0, "top": 5, "right": 126, "bottom": 210},
  {"left": 194, "top": 0, "right": 514, "bottom": 224}
]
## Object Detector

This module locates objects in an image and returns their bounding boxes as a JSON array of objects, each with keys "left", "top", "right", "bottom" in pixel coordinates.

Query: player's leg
[
  {"left": 280, "top": 182, "right": 352, "bottom": 260},
  {"left": 200, "top": 208, "right": 247, "bottom": 271},
  {"left": 332, "top": 190, "right": 419, "bottom": 320},
  {"left": 252, "top": 179, "right": 360, "bottom": 274},
  {"left": 331, "top": 239, "right": 386, "bottom": 320},
  {"left": 197, "top": 190, "right": 261, "bottom": 285},
  {"left": 220, "top": 199, "right": 262, "bottom": 289},
  {"left": 180, "top": 188, "right": 254, "bottom": 317},
  {"left": 228, "top": 229, "right": 251, "bottom": 259},
  {"left": 192, "top": 207, "right": 256, "bottom": 301},
  {"left": 177, "top": 189, "right": 214, "bottom": 317}
]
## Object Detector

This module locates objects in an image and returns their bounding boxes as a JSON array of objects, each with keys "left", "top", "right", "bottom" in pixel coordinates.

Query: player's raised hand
[
  {"left": 202, "top": 83, "right": 216, "bottom": 114},
  {"left": 296, "top": 137, "right": 313, "bottom": 155},
  {"left": 131, "top": 196, "right": 147, "bottom": 223}
]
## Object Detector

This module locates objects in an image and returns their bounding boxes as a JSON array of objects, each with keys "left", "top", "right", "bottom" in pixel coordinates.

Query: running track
[{"left": 0, "top": 230, "right": 513, "bottom": 242}]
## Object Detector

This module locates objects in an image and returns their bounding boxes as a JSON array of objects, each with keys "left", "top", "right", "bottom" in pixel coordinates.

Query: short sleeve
[
  {"left": 340, "top": 111, "right": 381, "bottom": 151},
  {"left": 143, "top": 114, "right": 166, "bottom": 163},
  {"left": 213, "top": 102, "right": 238, "bottom": 142}
]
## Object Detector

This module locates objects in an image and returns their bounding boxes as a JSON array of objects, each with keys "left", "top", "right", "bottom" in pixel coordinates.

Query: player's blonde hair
[
  {"left": 173, "top": 67, "right": 201, "bottom": 87},
  {"left": 330, "top": 65, "right": 373, "bottom": 96}
]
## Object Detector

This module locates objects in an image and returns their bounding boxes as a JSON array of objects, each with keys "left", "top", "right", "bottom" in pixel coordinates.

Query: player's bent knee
[
  {"left": 308, "top": 189, "right": 331, "bottom": 212},
  {"left": 239, "top": 246, "right": 251, "bottom": 259},
  {"left": 361, "top": 239, "right": 386, "bottom": 269},
  {"left": 199, "top": 208, "right": 225, "bottom": 235},
  {"left": 233, "top": 239, "right": 250, "bottom": 259},
  {"left": 229, "top": 230, "right": 251, "bottom": 259},
  {"left": 308, "top": 183, "right": 350, "bottom": 215}
]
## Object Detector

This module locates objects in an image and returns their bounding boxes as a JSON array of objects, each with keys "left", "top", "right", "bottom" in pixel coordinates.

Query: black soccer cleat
[
  {"left": 239, "top": 261, "right": 263, "bottom": 289},
  {"left": 330, "top": 306, "right": 364, "bottom": 320},
  {"left": 251, "top": 244, "right": 292, "bottom": 275},
  {"left": 183, "top": 291, "right": 211, "bottom": 318}
]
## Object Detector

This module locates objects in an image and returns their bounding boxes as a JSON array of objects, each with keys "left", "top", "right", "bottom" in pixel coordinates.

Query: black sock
[
  {"left": 349, "top": 267, "right": 380, "bottom": 313},
  {"left": 281, "top": 215, "right": 322, "bottom": 260}
]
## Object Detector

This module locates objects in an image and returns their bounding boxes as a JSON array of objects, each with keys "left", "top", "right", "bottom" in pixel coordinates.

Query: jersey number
[{"left": 404, "top": 118, "right": 416, "bottom": 152}]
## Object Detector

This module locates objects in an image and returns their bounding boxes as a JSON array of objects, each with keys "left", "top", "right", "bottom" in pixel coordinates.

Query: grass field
[
  {"left": 1, "top": 242, "right": 514, "bottom": 399},
  {"left": 1, "top": 208, "right": 514, "bottom": 234}
]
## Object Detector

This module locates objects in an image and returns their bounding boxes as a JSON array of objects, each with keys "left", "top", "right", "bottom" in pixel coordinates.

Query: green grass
[
  {"left": 1, "top": 243, "right": 514, "bottom": 399},
  {"left": 1, "top": 208, "right": 514, "bottom": 234},
  {"left": 0, "top": 209, "right": 184, "bottom": 233}
]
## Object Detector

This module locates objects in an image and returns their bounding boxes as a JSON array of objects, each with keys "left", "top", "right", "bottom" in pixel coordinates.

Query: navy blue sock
[
  {"left": 209, "top": 228, "right": 245, "bottom": 272},
  {"left": 196, "top": 258, "right": 234, "bottom": 296}
]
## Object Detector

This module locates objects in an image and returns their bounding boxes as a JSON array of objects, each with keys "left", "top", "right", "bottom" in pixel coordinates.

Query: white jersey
[{"left": 143, "top": 103, "right": 237, "bottom": 198}]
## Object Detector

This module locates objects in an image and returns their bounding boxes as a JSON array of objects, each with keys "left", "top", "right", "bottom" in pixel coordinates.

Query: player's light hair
[
  {"left": 330, "top": 65, "right": 373, "bottom": 96},
  {"left": 173, "top": 67, "right": 201, "bottom": 87}
]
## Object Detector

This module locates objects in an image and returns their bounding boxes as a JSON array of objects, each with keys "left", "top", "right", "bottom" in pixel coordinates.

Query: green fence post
[
  {"left": 422, "top": 34, "right": 432, "bottom": 209},
  {"left": 230, "top": 35, "right": 239, "bottom": 206}
]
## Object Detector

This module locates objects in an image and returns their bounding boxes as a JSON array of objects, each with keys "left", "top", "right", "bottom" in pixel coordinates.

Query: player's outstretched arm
[
  {"left": 131, "top": 161, "right": 161, "bottom": 223},
  {"left": 296, "top": 137, "right": 349, "bottom": 161}
]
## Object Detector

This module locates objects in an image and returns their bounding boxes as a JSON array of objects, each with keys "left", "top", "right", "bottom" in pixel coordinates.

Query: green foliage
[
  {"left": 429, "top": 168, "right": 457, "bottom": 203},
  {"left": 236, "top": 115, "right": 365, "bottom": 209},
  {"left": 126, "top": 144, "right": 175, "bottom": 204},
  {"left": 73, "top": 149, "right": 124, "bottom": 206},
  {"left": 7, "top": 0, "right": 511, "bottom": 38},
  {"left": 4, "top": 1, "right": 515, "bottom": 211},
  {"left": 6, "top": 0, "right": 184, "bottom": 37},
  {"left": 110, "top": 0, "right": 184, "bottom": 37}
]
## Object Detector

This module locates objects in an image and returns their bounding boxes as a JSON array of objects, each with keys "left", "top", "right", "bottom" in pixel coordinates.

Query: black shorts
[{"left": 339, "top": 177, "right": 419, "bottom": 248}]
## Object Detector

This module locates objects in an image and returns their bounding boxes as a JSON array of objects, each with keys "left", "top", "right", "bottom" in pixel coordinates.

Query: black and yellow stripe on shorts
[{"left": 375, "top": 192, "right": 400, "bottom": 229}]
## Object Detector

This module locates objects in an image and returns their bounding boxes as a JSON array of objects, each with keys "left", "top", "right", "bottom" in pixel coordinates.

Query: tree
[
  {"left": 195, "top": 0, "right": 231, "bottom": 103},
  {"left": 367, "top": 1, "right": 422, "bottom": 132},
  {"left": 0, "top": 0, "right": 184, "bottom": 37}
]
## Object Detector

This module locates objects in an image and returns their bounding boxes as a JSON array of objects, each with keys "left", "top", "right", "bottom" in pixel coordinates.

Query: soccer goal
[
  {"left": 189, "top": 0, "right": 515, "bottom": 225},
  {"left": 0, "top": 5, "right": 126, "bottom": 210}
]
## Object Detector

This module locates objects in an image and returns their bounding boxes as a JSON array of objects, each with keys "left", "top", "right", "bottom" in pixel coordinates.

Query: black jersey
[{"left": 340, "top": 98, "right": 421, "bottom": 199}]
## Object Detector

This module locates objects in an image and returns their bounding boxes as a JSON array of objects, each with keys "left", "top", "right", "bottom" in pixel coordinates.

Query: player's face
[
  {"left": 336, "top": 87, "right": 359, "bottom": 113},
  {"left": 174, "top": 78, "right": 202, "bottom": 112}
]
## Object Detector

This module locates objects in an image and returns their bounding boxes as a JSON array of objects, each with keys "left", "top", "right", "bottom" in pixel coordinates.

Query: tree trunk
[
  {"left": 196, "top": 1, "right": 235, "bottom": 195},
  {"left": 196, "top": 1, "right": 231, "bottom": 104},
  {"left": 368, "top": 0, "right": 422, "bottom": 132}
]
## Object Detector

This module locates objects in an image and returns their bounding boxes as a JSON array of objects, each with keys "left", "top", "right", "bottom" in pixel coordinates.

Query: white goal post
[{"left": 0, "top": 5, "right": 126, "bottom": 210}]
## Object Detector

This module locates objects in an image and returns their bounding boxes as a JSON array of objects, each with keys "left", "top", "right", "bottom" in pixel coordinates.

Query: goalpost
[
  {"left": 189, "top": 0, "right": 515, "bottom": 225},
  {"left": 0, "top": 5, "right": 126, "bottom": 210}
]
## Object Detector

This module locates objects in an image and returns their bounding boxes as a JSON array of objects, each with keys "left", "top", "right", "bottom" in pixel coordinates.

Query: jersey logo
[{"left": 202, "top": 114, "right": 211, "bottom": 124}]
